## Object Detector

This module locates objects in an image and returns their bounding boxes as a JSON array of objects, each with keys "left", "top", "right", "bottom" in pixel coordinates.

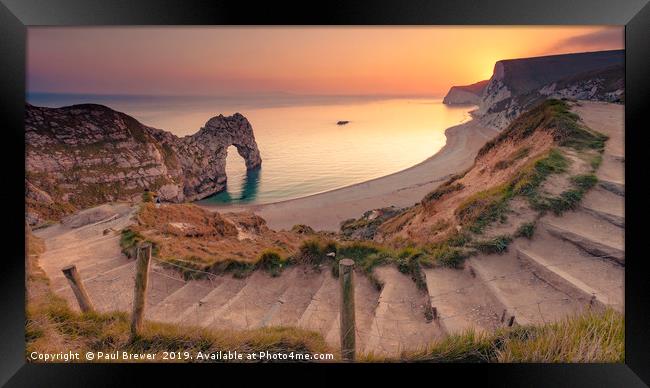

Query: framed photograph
[{"left": 1, "top": 0, "right": 649, "bottom": 385}]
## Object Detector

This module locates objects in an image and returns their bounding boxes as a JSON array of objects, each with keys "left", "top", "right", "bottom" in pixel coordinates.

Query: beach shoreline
[{"left": 198, "top": 118, "right": 498, "bottom": 231}]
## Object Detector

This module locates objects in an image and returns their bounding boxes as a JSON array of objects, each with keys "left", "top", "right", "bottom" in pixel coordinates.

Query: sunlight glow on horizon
[{"left": 27, "top": 26, "right": 623, "bottom": 97}]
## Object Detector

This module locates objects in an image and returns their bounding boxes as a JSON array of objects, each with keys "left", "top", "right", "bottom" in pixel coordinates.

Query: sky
[{"left": 27, "top": 26, "right": 623, "bottom": 97}]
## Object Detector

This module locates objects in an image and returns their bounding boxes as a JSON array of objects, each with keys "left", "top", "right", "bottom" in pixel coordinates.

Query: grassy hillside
[{"left": 349, "top": 99, "right": 607, "bottom": 264}]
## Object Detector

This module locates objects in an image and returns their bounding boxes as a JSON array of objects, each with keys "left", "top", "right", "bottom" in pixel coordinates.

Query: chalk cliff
[
  {"left": 475, "top": 50, "right": 624, "bottom": 129},
  {"left": 442, "top": 80, "right": 489, "bottom": 105}
]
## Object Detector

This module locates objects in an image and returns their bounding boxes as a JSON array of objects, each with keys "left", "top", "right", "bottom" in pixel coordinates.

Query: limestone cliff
[
  {"left": 442, "top": 80, "right": 488, "bottom": 105},
  {"left": 476, "top": 50, "right": 624, "bottom": 129},
  {"left": 25, "top": 103, "right": 261, "bottom": 225}
]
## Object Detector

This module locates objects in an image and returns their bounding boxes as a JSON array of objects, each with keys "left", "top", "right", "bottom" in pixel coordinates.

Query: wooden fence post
[
  {"left": 61, "top": 265, "right": 95, "bottom": 313},
  {"left": 339, "top": 258, "right": 356, "bottom": 361},
  {"left": 131, "top": 242, "right": 151, "bottom": 339}
]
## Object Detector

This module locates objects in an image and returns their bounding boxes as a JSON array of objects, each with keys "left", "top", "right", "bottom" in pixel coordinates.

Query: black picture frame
[{"left": 1, "top": 0, "right": 649, "bottom": 386}]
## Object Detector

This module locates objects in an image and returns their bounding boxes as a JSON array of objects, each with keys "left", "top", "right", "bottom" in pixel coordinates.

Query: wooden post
[
  {"left": 500, "top": 309, "right": 507, "bottom": 323},
  {"left": 131, "top": 243, "right": 152, "bottom": 339},
  {"left": 507, "top": 315, "right": 516, "bottom": 327},
  {"left": 339, "top": 258, "right": 356, "bottom": 361},
  {"left": 61, "top": 265, "right": 95, "bottom": 313},
  {"left": 589, "top": 293, "right": 597, "bottom": 308}
]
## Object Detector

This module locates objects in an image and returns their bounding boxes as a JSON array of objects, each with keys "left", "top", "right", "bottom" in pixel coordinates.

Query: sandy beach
[{"left": 201, "top": 119, "right": 498, "bottom": 231}]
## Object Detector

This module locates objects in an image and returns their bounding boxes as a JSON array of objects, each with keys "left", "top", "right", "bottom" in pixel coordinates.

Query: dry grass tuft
[{"left": 365, "top": 308, "right": 623, "bottom": 363}]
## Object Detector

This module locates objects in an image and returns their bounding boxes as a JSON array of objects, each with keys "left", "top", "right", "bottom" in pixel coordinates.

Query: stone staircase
[
  {"left": 34, "top": 153, "right": 624, "bottom": 357},
  {"left": 36, "top": 208, "right": 440, "bottom": 356}
]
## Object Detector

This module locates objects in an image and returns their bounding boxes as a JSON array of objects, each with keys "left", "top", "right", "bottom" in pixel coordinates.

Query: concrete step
[
  {"left": 78, "top": 261, "right": 137, "bottom": 313},
  {"left": 147, "top": 279, "right": 216, "bottom": 323},
  {"left": 41, "top": 234, "right": 123, "bottom": 280},
  {"left": 580, "top": 186, "right": 624, "bottom": 227},
  {"left": 51, "top": 255, "right": 131, "bottom": 293},
  {"left": 176, "top": 276, "right": 246, "bottom": 326},
  {"left": 41, "top": 232, "right": 121, "bottom": 257},
  {"left": 515, "top": 226, "right": 624, "bottom": 311},
  {"left": 598, "top": 180, "right": 624, "bottom": 196},
  {"left": 423, "top": 266, "right": 504, "bottom": 334},
  {"left": 207, "top": 268, "right": 298, "bottom": 330},
  {"left": 467, "top": 249, "right": 587, "bottom": 327},
  {"left": 363, "top": 266, "right": 445, "bottom": 357},
  {"left": 259, "top": 268, "right": 328, "bottom": 328},
  {"left": 54, "top": 261, "right": 135, "bottom": 312},
  {"left": 59, "top": 261, "right": 188, "bottom": 315},
  {"left": 324, "top": 271, "right": 381, "bottom": 354},
  {"left": 541, "top": 210, "right": 624, "bottom": 264},
  {"left": 146, "top": 266, "right": 187, "bottom": 307},
  {"left": 297, "top": 270, "right": 340, "bottom": 337},
  {"left": 596, "top": 154, "right": 624, "bottom": 188}
]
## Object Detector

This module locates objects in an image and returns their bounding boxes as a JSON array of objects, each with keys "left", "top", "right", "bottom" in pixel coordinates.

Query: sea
[{"left": 28, "top": 93, "right": 474, "bottom": 205}]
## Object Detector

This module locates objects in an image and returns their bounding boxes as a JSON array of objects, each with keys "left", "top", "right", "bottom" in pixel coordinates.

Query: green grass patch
[
  {"left": 296, "top": 238, "right": 338, "bottom": 267},
  {"left": 455, "top": 183, "right": 513, "bottom": 234},
  {"left": 532, "top": 174, "right": 598, "bottom": 216},
  {"left": 430, "top": 244, "right": 469, "bottom": 269},
  {"left": 512, "top": 148, "right": 569, "bottom": 196},
  {"left": 514, "top": 222, "right": 536, "bottom": 239},
  {"left": 120, "top": 228, "right": 154, "bottom": 259},
  {"left": 446, "top": 231, "right": 471, "bottom": 247},
  {"left": 571, "top": 174, "right": 598, "bottom": 191},
  {"left": 590, "top": 154, "right": 603, "bottom": 171},
  {"left": 257, "top": 250, "right": 289, "bottom": 277},
  {"left": 542, "top": 190, "right": 584, "bottom": 215},
  {"left": 329, "top": 241, "right": 389, "bottom": 290},
  {"left": 470, "top": 235, "right": 512, "bottom": 254},
  {"left": 395, "top": 247, "right": 429, "bottom": 290}
]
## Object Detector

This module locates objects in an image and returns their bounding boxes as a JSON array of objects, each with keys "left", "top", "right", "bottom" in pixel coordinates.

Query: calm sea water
[{"left": 28, "top": 93, "right": 473, "bottom": 204}]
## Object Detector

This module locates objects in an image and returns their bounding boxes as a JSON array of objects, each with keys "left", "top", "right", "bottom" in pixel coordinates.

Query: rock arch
[{"left": 176, "top": 113, "right": 262, "bottom": 201}]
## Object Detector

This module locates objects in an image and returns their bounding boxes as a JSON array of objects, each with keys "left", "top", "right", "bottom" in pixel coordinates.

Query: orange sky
[{"left": 27, "top": 26, "right": 623, "bottom": 96}]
